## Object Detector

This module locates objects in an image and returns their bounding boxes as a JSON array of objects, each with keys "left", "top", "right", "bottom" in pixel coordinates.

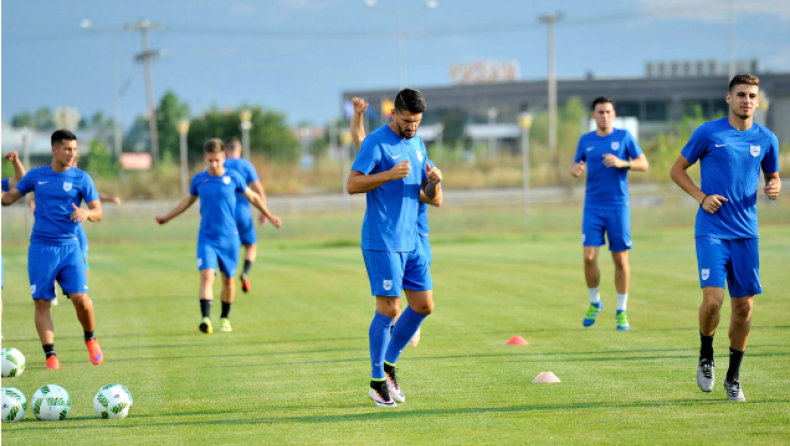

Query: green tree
[
  {"left": 187, "top": 105, "right": 298, "bottom": 161},
  {"left": 11, "top": 111, "right": 34, "bottom": 128},
  {"left": 34, "top": 107, "right": 54, "bottom": 130},
  {"left": 155, "top": 90, "right": 190, "bottom": 160}
]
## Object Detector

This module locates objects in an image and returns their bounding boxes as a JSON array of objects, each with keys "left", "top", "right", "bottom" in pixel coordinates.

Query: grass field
[{"left": 2, "top": 206, "right": 790, "bottom": 445}]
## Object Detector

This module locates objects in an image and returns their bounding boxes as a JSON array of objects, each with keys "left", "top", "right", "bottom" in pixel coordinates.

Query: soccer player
[
  {"left": 1, "top": 130, "right": 104, "bottom": 370},
  {"left": 223, "top": 137, "right": 268, "bottom": 293},
  {"left": 349, "top": 97, "right": 443, "bottom": 347},
  {"left": 1, "top": 151, "right": 27, "bottom": 319},
  {"left": 571, "top": 97, "right": 649, "bottom": 331},
  {"left": 156, "top": 139, "right": 282, "bottom": 334},
  {"left": 347, "top": 88, "right": 442, "bottom": 407},
  {"left": 670, "top": 74, "right": 780, "bottom": 402}
]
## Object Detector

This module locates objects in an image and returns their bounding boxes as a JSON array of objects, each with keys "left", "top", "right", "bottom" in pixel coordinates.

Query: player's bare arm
[
  {"left": 670, "top": 155, "right": 728, "bottom": 214},
  {"left": 350, "top": 97, "right": 369, "bottom": 148},
  {"left": 422, "top": 164, "right": 442, "bottom": 200},
  {"left": 249, "top": 180, "right": 269, "bottom": 226},
  {"left": 347, "top": 161, "right": 411, "bottom": 194},
  {"left": 603, "top": 154, "right": 649, "bottom": 171},
  {"left": 1, "top": 187, "right": 23, "bottom": 206},
  {"left": 570, "top": 161, "right": 586, "bottom": 177},
  {"left": 420, "top": 187, "right": 442, "bottom": 207},
  {"left": 98, "top": 191, "right": 122, "bottom": 205},
  {"left": 71, "top": 200, "right": 103, "bottom": 223},
  {"left": 5, "top": 151, "right": 26, "bottom": 188},
  {"left": 243, "top": 188, "right": 281, "bottom": 228},
  {"left": 764, "top": 173, "right": 781, "bottom": 200},
  {"left": 156, "top": 195, "right": 198, "bottom": 225}
]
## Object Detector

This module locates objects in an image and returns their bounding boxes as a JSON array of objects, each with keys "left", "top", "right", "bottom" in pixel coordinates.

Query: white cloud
[
  {"left": 275, "top": 0, "right": 342, "bottom": 11},
  {"left": 635, "top": 0, "right": 790, "bottom": 23}
]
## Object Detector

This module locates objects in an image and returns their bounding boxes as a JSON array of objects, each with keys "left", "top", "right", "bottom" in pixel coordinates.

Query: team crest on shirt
[
  {"left": 63, "top": 182, "right": 73, "bottom": 192},
  {"left": 222, "top": 176, "right": 231, "bottom": 185},
  {"left": 701, "top": 269, "right": 710, "bottom": 281},
  {"left": 611, "top": 142, "right": 620, "bottom": 150},
  {"left": 416, "top": 151, "right": 424, "bottom": 162},
  {"left": 750, "top": 145, "right": 760, "bottom": 157},
  {"left": 382, "top": 280, "right": 393, "bottom": 291}
]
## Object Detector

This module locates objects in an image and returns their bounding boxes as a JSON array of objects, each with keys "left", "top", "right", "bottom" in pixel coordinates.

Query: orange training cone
[
  {"left": 532, "top": 371, "right": 561, "bottom": 383},
  {"left": 506, "top": 336, "right": 529, "bottom": 346}
]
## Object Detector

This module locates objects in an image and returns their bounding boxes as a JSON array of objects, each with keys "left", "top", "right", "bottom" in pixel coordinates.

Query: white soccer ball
[
  {"left": 1, "top": 348, "right": 26, "bottom": 378},
  {"left": 32, "top": 385, "right": 71, "bottom": 421},
  {"left": 94, "top": 384, "right": 133, "bottom": 419},
  {"left": 1, "top": 387, "right": 27, "bottom": 423}
]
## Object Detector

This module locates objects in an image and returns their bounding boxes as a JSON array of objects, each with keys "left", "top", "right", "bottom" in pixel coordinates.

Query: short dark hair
[
  {"left": 203, "top": 138, "right": 225, "bottom": 154},
  {"left": 225, "top": 136, "right": 241, "bottom": 147},
  {"left": 394, "top": 88, "right": 426, "bottom": 114},
  {"left": 591, "top": 97, "right": 614, "bottom": 111},
  {"left": 51, "top": 129, "right": 77, "bottom": 146},
  {"left": 729, "top": 74, "right": 759, "bottom": 92}
]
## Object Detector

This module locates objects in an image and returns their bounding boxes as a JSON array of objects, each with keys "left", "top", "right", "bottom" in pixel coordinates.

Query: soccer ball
[
  {"left": 32, "top": 385, "right": 71, "bottom": 421},
  {"left": 1, "top": 348, "right": 26, "bottom": 378},
  {"left": 2, "top": 387, "right": 27, "bottom": 423},
  {"left": 94, "top": 384, "right": 133, "bottom": 419}
]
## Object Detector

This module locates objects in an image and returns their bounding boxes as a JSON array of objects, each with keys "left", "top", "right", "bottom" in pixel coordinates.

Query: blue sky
[{"left": 3, "top": 0, "right": 789, "bottom": 128}]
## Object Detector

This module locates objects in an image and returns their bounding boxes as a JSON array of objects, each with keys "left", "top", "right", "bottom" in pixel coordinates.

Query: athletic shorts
[
  {"left": 362, "top": 245, "right": 432, "bottom": 297},
  {"left": 236, "top": 205, "right": 257, "bottom": 246},
  {"left": 582, "top": 207, "right": 632, "bottom": 252},
  {"left": 77, "top": 224, "right": 90, "bottom": 269},
  {"left": 197, "top": 237, "right": 241, "bottom": 278},
  {"left": 420, "top": 235, "right": 433, "bottom": 266},
  {"left": 28, "top": 243, "right": 88, "bottom": 300},
  {"left": 696, "top": 236, "right": 761, "bottom": 298}
]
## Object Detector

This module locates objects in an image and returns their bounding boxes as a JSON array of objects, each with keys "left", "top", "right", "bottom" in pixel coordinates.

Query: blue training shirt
[
  {"left": 189, "top": 169, "right": 247, "bottom": 243},
  {"left": 14, "top": 166, "right": 99, "bottom": 245},
  {"left": 77, "top": 223, "right": 89, "bottom": 251},
  {"left": 1, "top": 178, "right": 9, "bottom": 193},
  {"left": 681, "top": 117, "right": 780, "bottom": 239},
  {"left": 352, "top": 124, "right": 429, "bottom": 252},
  {"left": 574, "top": 129, "right": 643, "bottom": 209},
  {"left": 223, "top": 157, "right": 259, "bottom": 211}
]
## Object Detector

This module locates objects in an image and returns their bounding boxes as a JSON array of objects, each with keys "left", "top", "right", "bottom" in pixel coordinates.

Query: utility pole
[
  {"left": 728, "top": 0, "right": 735, "bottom": 80},
  {"left": 539, "top": 13, "right": 563, "bottom": 163},
  {"left": 125, "top": 19, "right": 164, "bottom": 161}
]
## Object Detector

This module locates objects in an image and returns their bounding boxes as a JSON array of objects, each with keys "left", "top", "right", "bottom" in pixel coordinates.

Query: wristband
[
  {"left": 700, "top": 194, "right": 709, "bottom": 206},
  {"left": 625, "top": 160, "right": 631, "bottom": 170}
]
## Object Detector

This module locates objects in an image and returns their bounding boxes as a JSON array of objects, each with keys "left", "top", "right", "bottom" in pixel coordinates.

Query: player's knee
[
  {"left": 413, "top": 300, "right": 434, "bottom": 316},
  {"left": 732, "top": 299, "right": 753, "bottom": 321},
  {"left": 583, "top": 254, "right": 597, "bottom": 265}
]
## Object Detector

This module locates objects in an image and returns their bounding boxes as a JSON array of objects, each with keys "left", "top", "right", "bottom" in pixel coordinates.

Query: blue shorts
[
  {"left": 420, "top": 235, "right": 433, "bottom": 266},
  {"left": 236, "top": 206, "right": 257, "bottom": 246},
  {"left": 197, "top": 238, "right": 241, "bottom": 278},
  {"left": 696, "top": 237, "right": 761, "bottom": 298},
  {"left": 77, "top": 224, "right": 90, "bottom": 268},
  {"left": 582, "top": 207, "right": 632, "bottom": 252},
  {"left": 29, "top": 243, "right": 88, "bottom": 300},
  {"left": 362, "top": 246, "right": 432, "bottom": 297}
]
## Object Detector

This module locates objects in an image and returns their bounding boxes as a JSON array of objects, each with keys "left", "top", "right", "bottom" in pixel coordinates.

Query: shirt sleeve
[
  {"left": 14, "top": 171, "right": 34, "bottom": 195},
  {"left": 1, "top": 179, "right": 9, "bottom": 193},
  {"left": 573, "top": 137, "right": 586, "bottom": 163},
  {"left": 762, "top": 133, "right": 780, "bottom": 174},
  {"left": 351, "top": 136, "right": 382, "bottom": 175},
  {"left": 681, "top": 124, "right": 709, "bottom": 164},
  {"left": 245, "top": 160, "right": 259, "bottom": 183},
  {"left": 189, "top": 175, "right": 200, "bottom": 197},
  {"left": 235, "top": 172, "right": 247, "bottom": 194},
  {"left": 80, "top": 174, "right": 100, "bottom": 204},
  {"left": 624, "top": 131, "right": 644, "bottom": 160}
]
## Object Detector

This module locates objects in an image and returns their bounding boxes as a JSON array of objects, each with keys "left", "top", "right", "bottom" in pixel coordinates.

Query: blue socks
[
  {"left": 384, "top": 307, "right": 427, "bottom": 365},
  {"left": 369, "top": 312, "right": 393, "bottom": 380}
]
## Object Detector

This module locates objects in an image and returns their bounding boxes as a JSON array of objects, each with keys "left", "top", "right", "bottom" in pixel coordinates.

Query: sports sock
[
  {"left": 369, "top": 312, "right": 393, "bottom": 380},
  {"left": 200, "top": 299, "right": 212, "bottom": 319},
  {"left": 588, "top": 286, "right": 601, "bottom": 305},
  {"left": 726, "top": 347, "right": 745, "bottom": 382},
  {"left": 84, "top": 331, "right": 95, "bottom": 342},
  {"left": 221, "top": 302, "right": 232, "bottom": 319},
  {"left": 384, "top": 306, "right": 427, "bottom": 365},
  {"left": 43, "top": 344, "right": 56, "bottom": 359},
  {"left": 243, "top": 260, "right": 253, "bottom": 276},
  {"left": 699, "top": 331, "right": 715, "bottom": 362},
  {"left": 617, "top": 293, "right": 628, "bottom": 311}
]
